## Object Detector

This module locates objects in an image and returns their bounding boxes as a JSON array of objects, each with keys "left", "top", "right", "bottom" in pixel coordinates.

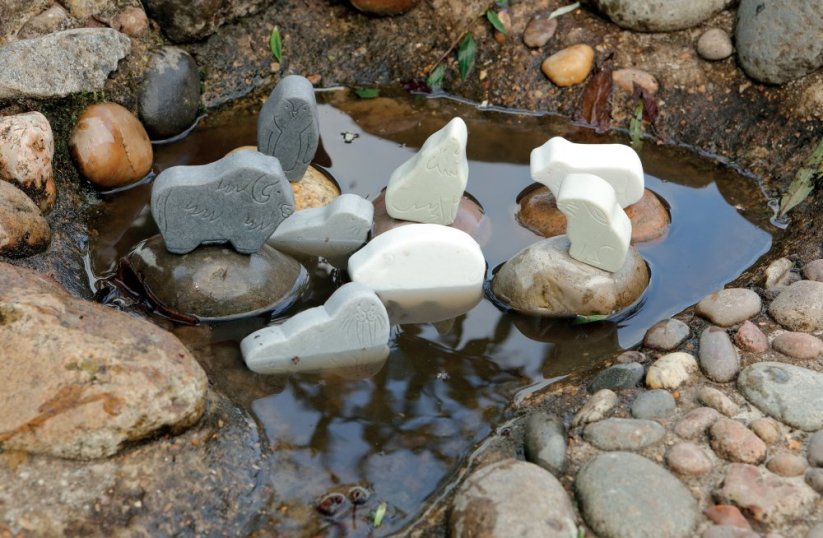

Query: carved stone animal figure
[
  {"left": 257, "top": 75, "right": 319, "bottom": 182},
  {"left": 151, "top": 150, "right": 294, "bottom": 255}
]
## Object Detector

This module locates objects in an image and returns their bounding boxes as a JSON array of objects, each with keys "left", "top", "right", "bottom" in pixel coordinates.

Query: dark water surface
[{"left": 86, "top": 90, "right": 774, "bottom": 536}]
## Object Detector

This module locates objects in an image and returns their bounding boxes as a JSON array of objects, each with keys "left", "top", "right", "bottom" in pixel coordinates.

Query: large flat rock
[{"left": 738, "top": 362, "right": 823, "bottom": 431}]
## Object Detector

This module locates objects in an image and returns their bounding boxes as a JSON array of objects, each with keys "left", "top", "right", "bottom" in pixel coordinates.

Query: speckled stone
[
  {"left": 631, "top": 389, "right": 676, "bottom": 420},
  {"left": 583, "top": 418, "right": 666, "bottom": 450},
  {"left": 666, "top": 441, "right": 713, "bottom": 476},
  {"left": 696, "top": 288, "right": 761, "bottom": 327},
  {"left": 644, "top": 319, "right": 690, "bottom": 350},
  {"left": 772, "top": 331, "right": 823, "bottom": 360},
  {"left": 699, "top": 326, "right": 740, "bottom": 382},
  {"left": 675, "top": 407, "right": 720, "bottom": 439},
  {"left": 588, "top": 362, "right": 645, "bottom": 392},
  {"left": 769, "top": 280, "right": 823, "bottom": 331},
  {"left": 738, "top": 362, "right": 823, "bottom": 431},
  {"left": 709, "top": 418, "right": 766, "bottom": 464},
  {"left": 696, "top": 28, "right": 733, "bottom": 61},
  {"left": 734, "top": 321, "right": 769, "bottom": 352}
]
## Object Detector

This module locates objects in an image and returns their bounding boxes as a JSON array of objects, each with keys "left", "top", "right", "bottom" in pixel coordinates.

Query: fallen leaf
[
  {"left": 457, "top": 33, "right": 476, "bottom": 81},
  {"left": 779, "top": 137, "right": 823, "bottom": 218},
  {"left": 577, "top": 55, "right": 613, "bottom": 133},
  {"left": 269, "top": 27, "right": 282, "bottom": 63}
]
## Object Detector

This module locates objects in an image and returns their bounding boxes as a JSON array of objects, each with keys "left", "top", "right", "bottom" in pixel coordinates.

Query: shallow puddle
[{"left": 85, "top": 89, "right": 775, "bottom": 536}]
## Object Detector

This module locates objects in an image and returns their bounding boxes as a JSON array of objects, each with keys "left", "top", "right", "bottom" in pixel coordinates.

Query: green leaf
[
  {"left": 495, "top": 0, "right": 509, "bottom": 8},
  {"left": 573, "top": 314, "right": 609, "bottom": 325},
  {"left": 427, "top": 64, "right": 446, "bottom": 90},
  {"left": 577, "top": 528, "right": 586, "bottom": 538},
  {"left": 779, "top": 137, "right": 823, "bottom": 218},
  {"left": 354, "top": 87, "right": 380, "bottom": 99},
  {"left": 548, "top": 2, "right": 581, "bottom": 19},
  {"left": 629, "top": 101, "right": 644, "bottom": 151},
  {"left": 269, "top": 27, "right": 282, "bottom": 63},
  {"left": 486, "top": 10, "right": 507, "bottom": 34},
  {"left": 373, "top": 502, "right": 387, "bottom": 528},
  {"left": 457, "top": 33, "right": 476, "bottom": 81}
]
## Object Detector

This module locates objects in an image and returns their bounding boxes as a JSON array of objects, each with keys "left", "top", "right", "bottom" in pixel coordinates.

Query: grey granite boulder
[
  {"left": 582, "top": 0, "right": 733, "bottom": 32},
  {"left": 736, "top": 0, "right": 823, "bottom": 84},
  {"left": 258, "top": 75, "right": 319, "bottom": 182},
  {"left": 143, "top": 0, "right": 267, "bottom": 42},
  {"left": 139, "top": 47, "right": 201, "bottom": 139},
  {"left": 738, "top": 362, "right": 823, "bottom": 431},
  {"left": 0, "top": 28, "right": 130, "bottom": 99},
  {"left": 151, "top": 150, "right": 294, "bottom": 254}
]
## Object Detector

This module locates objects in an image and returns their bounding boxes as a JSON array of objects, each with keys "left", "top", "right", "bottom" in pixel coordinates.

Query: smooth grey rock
[
  {"left": 257, "top": 75, "right": 319, "bottom": 182},
  {"left": 806, "top": 468, "right": 823, "bottom": 493},
  {"left": 807, "top": 430, "right": 823, "bottom": 467},
  {"left": 144, "top": 0, "right": 267, "bottom": 42},
  {"left": 697, "top": 28, "right": 733, "bottom": 61},
  {"left": 644, "top": 318, "right": 690, "bottom": 350},
  {"left": 572, "top": 388, "right": 618, "bottom": 427},
  {"left": 124, "top": 236, "right": 306, "bottom": 321},
  {"left": 524, "top": 412, "right": 567, "bottom": 474},
  {"left": 582, "top": 0, "right": 732, "bottom": 32},
  {"left": 769, "top": 280, "right": 823, "bottom": 331},
  {"left": 631, "top": 389, "right": 676, "bottom": 420},
  {"left": 576, "top": 452, "right": 698, "bottom": 538},
  {"left": 151, "top": 150, "right": 294, "bottom": 254},
  {"left": 267, "top": 193, "right": 373, "bottom": 266},
  {"left": 736, "top": 0, "right": 823, "bottom": 84},
  {"left": 139, "top": 47, "right": 200, "bottom": 139},
  {"left": 809, "top": 523, "right": 823, "bottom": 538},
  {"left": 588, "top": 362, "right": 645, "bottom": 392},
  {"left": 241, "top": 282, "right": 390, "bottom": 375},
  {"left": 696, "top": 288, "right": 761, "bottom": 327},
  {"left": 738, "top": 362, "right": 823, "bottom": 431},
  {"left": 491, "top": 235, "right": 649, "bottom": 317},
  {"left": 583, "top": 418, "right": 665, "bottom": 450},
  {"left": 450, "top": 459, "right": 578, "bottom": 538},
  {"left": 0, "top": 28, "right": 130, "bottom": 99},
  {"left": 699, "top": 326, "right": 740, "bottom": 382}
]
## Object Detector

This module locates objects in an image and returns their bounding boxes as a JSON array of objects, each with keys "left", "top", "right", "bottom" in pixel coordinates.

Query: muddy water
[{"left": 86, "top": 90, "right": 774, "bottom": 536}]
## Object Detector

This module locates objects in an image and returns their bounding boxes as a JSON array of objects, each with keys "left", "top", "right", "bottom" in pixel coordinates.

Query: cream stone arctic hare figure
[{"left": 384, "top": 117, "right": 468, "bottom": 225}]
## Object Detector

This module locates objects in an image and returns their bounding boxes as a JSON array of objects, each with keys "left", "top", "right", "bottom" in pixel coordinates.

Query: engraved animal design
[
  {"left": 151, "top": 153, "right": 293, "bottom": 255},
  {"left": 260, "top": 98, "right": 315, "bottom": 178},
  {"left": 558, "top": 199, "right": 614, "bottom": 266},
  {"left": 341, "top": 301, "right": 389, "bottom": 347}
]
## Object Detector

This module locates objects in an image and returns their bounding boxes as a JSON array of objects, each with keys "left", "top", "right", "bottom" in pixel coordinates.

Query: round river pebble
[
  {"left": 696, "top": 288, "right": 761, "bottom": 327},
  {"left": 738, "top": 362, "right": 823, "bottom": 431},
  {"left": 583, "top": 418, "right": 665, "bottom": 450},
  {"left": 768, "top": 280, "right": 823, "bottom": 331},
  {"left": 541, "top": 44, "right": 595, "bottom": 87},
  {"left": 575, "top": 452, "right": 698, "bottom": 538},
  {"left": 646, "top": 352, "right": 698, "bottom": 390},
  {"left": 631, "top": 389, "right": 676, "bottom": 420},
  {"left": 666, "top": 441, "right": 713, "bottom": 476},
  {"left": 734, "top": 320, "right": 769, "bottom": 352},
  {"left": 766, "top": 453, "right": 807, "bottom": 477},
  {"left": 750, "top": 418, "right": 781, "bottom": 444},
  {"left": 643, "top": 318, "right": 690, "bottom": 350},
  {"left": 772, "top": 331, "right": 823, "bottom": 359},
  {"left": 699, "top": 327, "right": 740, "bottom": 382},
  {"left": 587, "top": 362, "right": 644, "bottom": 392},
  {"left": 709, "top": 418, "right": 766, "bottom": 464},
  {"left": 696, "top": 28, "right": 734, "bottom": 61}
]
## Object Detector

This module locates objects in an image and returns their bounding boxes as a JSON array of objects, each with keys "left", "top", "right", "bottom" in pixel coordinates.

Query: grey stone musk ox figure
[
  {"left": 151, "top": 150, "right": 294, "bottom": 255},
  {"left": 257, "top": 75, "right": 319, "bottom": 182}
]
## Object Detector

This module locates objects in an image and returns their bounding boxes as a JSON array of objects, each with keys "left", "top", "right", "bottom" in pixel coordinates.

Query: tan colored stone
[
  {"left": 613, "top": 68, "right": 659, "bottom": 95},
  {"left": 350, "top": 0, "right": 421, "bottom": 15},
  {"left": 0, "top": 180, "right": 50, "bottom": 257},
  {"left": 292, "top": 165, "right": 341, "bottom": 210},
  {"left": 541, "top": 44, "right": 595, "bottom": 87},
  {"left": 0, "top": 111, "right": 56, "bottom": 212},
  {"left": 69, "top": 102, "right": 153, "bottom": 189},
  {"left": 110, "top": 6, "right": 149, "bottom": 37},
  {"left": 0, "top": 262, "right": 207, "bottom": 459}
]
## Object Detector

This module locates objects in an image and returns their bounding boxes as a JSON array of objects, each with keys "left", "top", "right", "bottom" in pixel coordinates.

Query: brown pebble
[
  {"left": 0, "top": 181, "right": 51, "bottom": 257},
  {"left": 704, "top": 505, "right": 751, "bottom": 529},
  {"left": 803, "top": 259, "right": 823, "bottom": 282},
  {"left": 674, "top": 407, "right": 720, "bottom": 439},
  {"left": 69, "top": 103, "right": 153, "bottom": 189},
  {"left": 710, "top": 418, "right": 766, "bottom": 464},
  {"left": 373, "top": 190, "right": 488, "bottom": 244},
  {"left": 541, "top": 44, "right": 595, "bottom": 87},
  {"left": 772, "top": 331, "right": 823, "bottom": 360},
  {"left": 750, "top": 418, "right": 781, "bottom": 444},
  {"left": 111, "top": 6, "right": 148, "bottom": 37},
  {"left": 350, "top": 0, "right": 420, "bottom": 15},
  {"left": 612, "top": 68, "right": 659, "bottom": 95},
  {"left": 766, "top": 453, "right": 807, "bottom": 477},
  {"left": 523, "top": 15, "right": 558, "bottom": 48},
  {"left": 734, "top": 320, "right": 768, "bottom": 352},
  {"left": 666, "top": 442, "right": 713, "bottom": 476}
]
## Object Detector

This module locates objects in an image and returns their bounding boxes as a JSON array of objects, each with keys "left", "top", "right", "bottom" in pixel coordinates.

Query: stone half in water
[
  {"left": 490, "top": 235, "right": 649, "bottom": 317},
  {"left": 122, "top": 235, "right": 307, "bottom": 322}
]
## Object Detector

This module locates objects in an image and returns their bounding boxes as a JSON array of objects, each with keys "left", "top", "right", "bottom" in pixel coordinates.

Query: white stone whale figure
[
  {"left": 347, "top": 223, "right": 486, "bottom": 324},
  {"left": 530, "top": 136, "right": 644, "bottom": 208},
  {"left": 384, "top": 117, "right": 469, "bottom": 225},
  {"left": 267, "top": 193, "right": 374, "bottom": 267},
  {"left": 241, "top": 282, "right": 390, "bottom": 375},
  {"left": 556, "top": 173, "right": 632, "bottom": 272}
]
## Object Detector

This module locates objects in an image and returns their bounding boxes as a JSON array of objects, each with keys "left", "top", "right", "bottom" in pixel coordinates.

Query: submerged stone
[{"left": 124, "top": 235, "right": 306, "bottom": 321}]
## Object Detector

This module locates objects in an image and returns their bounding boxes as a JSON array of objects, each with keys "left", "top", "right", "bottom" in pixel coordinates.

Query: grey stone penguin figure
[{"left": 257, "top": 75, "right": 320, "bottom": 182}]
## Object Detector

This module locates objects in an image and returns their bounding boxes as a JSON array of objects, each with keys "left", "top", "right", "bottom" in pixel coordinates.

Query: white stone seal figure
[{"left": 384, "top": 117, "right": 469, "bottom": 225}]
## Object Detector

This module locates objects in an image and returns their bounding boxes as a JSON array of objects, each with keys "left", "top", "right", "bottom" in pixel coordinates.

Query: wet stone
[
  {"left": 644, "top": 318, "right": 690, "bottom": 351},
  {"left": 696, "top": 288, "right": 761, "bottom": 327},
  {"left": 541, "top": 44, "right": 595, "bottom": 87},
  {"left": 675, "top": 407, "right": 720, "bottom": 439},
  {"left": 710, "top": 418, "right": 766, "bottom": 464},
  {"left": 699, "top": 326, "right": 740, "bottom": 382},
  {"left": 572, "top": 388, "right": 617, "bottom": 427},
  {"left": 750, "top": 418, "right": 782, "bottom": 445},
  {"left": 738, "top": 362, "right": 823, "bottom": 431},
  {"left": 666, "top": 441, "right": 713, "bottom": 476},
  {"left": 293, "top": 165, "right": 341, "bottom": 210},
  {"left": 646, "top": 352, "right": 698, "bottom": 390},
  {"left": 587, "top": 362, "right": 644, "bottom": 392},
  {"left": 805, "top": 468, "right": 823, "bottom": 493},
  {"left": 715, "top": 463, "right": 817, "bottom": 525},
  {"left": 583, "top": 417, "right": 665, "bottom": 450},
  {"left": 524, "top": 412, "right": 567, "bottom": 475},
  {"left": 139, "top": 47, "right": 201, "bottom": 139},
  {"left": 772, "top": 331, "right": 823, "bottom": 360},
  {"left": 734, "top": 320, "right": 769, "bottom": 352},
  {"left": 151, "top": 150, "right": 294, "bottom": 254},
  {"left": 768, "top": 280, "right": 823, "bottom": 331},
  {"left": 523, "top": 14, "right": 557, "bottom": 48},
  {"left": 802, "top": 259, "right": 823, "bottom": 282},
  {"left": 258, "top": 75, "right": 319, "bottom": 182},
  {"left": 631, "top": 389, "right": 676, "bottom": 420},
  {"left": 806, "top": 430, "right": 823, "bottom": 466},
  {"left": 125, "top": 235, "right": 305, "bottom": 322},
  {"left": 697, "top": 28, "right": 734, "bottom": 61},
  {"left": 704, "top": 505, "right": 752, "bottom": 530},
  {"left": 575, "top": 452, "right": 698, "bottom": 538},
  {"left": 0, "top": 181, "right": 50, "bottom": 258},
  {"left": 698, "top": 386, "right": 739, "bottom": 417},
  {"left": 766, "top": 453, "right": 807, "bottom": 477},
  {"left": 450, "top": 459, "right": 577, "bottom": 538}
]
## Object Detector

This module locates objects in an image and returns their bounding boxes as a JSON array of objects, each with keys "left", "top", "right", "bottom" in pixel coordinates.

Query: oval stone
[
  {"left": 738, "top": 362, "right": 823, "bottom": 431},
  {"left": 541, "top": 44, "right": 595, "bottom": 87},
  {"left": 0, "top": 180, "right": 50, "bottom": 258},
  {"left": 139, "top": 47, "right": 200, "bottom": 139},
  {"left": 124, "top": 235, "right": 306, "bottom": 321}
]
